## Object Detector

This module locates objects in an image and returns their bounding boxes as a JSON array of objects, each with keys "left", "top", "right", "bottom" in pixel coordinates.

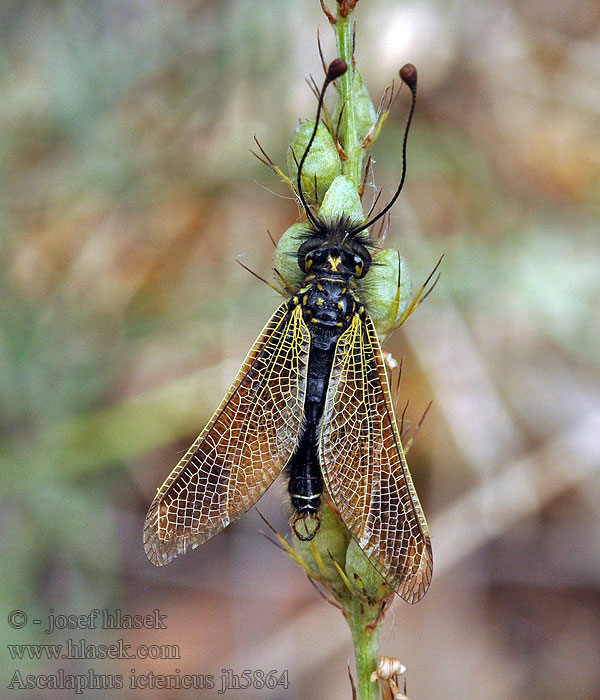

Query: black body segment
[
  {"left": 287, "top": 222, "right": 367, "bottom": 516},
  {"left": 287, "top": 344, "right": 331, "bottom": 514},
  {"left": 287, "top": 272, "right": 357, "bottom": 514}
]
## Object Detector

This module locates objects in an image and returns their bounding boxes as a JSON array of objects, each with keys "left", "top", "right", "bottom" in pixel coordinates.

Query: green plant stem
[
  {"left": 347, "top": 597, "right": 380, "bottom": 700},
  {"left": 334, "top": 12, "right": 362, "bottom": 187},
  {"left": 332, "top": 5, "right": 382, "bottom": 699}
]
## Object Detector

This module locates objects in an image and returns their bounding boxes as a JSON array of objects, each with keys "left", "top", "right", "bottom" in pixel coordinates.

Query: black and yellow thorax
[{"left": 289, "top": 217, "right": 372, "bottom": 347}]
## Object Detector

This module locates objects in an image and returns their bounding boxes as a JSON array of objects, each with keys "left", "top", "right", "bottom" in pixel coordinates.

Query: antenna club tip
[
  {"left": 327, "top": 58, "right": 348, "bottom": 81},
  {"left": 399, "top": 63, "right": 417, "bottom": 89}
]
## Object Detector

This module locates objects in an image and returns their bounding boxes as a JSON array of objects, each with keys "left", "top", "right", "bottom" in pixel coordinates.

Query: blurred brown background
[{"left": 1, "top": 1, "right": 599, "bottom": 699}]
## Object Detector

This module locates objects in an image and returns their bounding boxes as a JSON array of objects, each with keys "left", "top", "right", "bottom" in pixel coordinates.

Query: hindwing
[{"left": 320, "top": 312, "right": 432, "bottom": 603}]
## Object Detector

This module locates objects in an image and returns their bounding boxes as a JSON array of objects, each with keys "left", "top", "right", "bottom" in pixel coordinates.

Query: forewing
[
  {"left": 320, "top": 312, "right": 432, "bottom": 602},
  {"left": 144, "top": 303, "right": 310, "bottom": 566}
]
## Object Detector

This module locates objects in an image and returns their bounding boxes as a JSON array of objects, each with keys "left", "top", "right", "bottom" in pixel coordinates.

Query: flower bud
[
  {"left": 287, "top": 121, "right": 342, "bottom": 205},
  {"left": 319, "top": 174, "right": 364, "bottom": 223},
  {"left": 333, "top": 69, "right": 376, "bottom": 146},
  {"left": 361, "top": 248, "right": 412, "bottom": 340},
  {"left": 291, "top": 500, "right": 351, "bottom": 594},
  {"left": 345, "top": 538, "right": 393, "bottom": 603},
  {"left": 273, "top": 223, "right": 307, "bottom": 290}
]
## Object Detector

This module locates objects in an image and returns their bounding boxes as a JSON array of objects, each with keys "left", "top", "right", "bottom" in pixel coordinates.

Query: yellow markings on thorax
[{"left": 295, "top": 279, "right": 365, "bottom": 329}]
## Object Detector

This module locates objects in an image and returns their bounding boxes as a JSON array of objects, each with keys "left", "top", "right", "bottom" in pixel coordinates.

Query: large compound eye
[
  {"left": 350, "top": 241, "right": 371, "bottom": 278},
  {"left": 296, "top": 237, "right": 321, "bottom": 272},
  {"left": 299, "top": 245, "right": 328, "bottom": 273},
  {"left": 341, "top": 248, "right": 363, "bottom": 278}
]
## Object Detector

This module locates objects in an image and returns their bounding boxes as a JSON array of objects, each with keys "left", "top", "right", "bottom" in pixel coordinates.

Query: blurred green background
[{"left": 1, "top": 1, "right": 599, "bottom": 699}]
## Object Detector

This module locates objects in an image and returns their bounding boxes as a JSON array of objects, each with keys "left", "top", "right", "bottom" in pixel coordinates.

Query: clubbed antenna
[
  {"left": 296, "top": 58, "right": 348, "bottom": 226},
  {"left": 353, "top": 63, "right": 418, "bottom": 234}
]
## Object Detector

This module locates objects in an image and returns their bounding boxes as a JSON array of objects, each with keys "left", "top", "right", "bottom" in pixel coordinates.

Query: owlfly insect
[{"left": 144, "top": 58, "right": 435, "bottom": 604}]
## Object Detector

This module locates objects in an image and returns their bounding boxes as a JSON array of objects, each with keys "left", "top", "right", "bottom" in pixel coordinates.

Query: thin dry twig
[
  {"left": 235, "top": 256, "right": 285, "bottom": 296},
  {"left": 320, "top": 0, "right": 336, "bottom": 24},
  {"left": 317, "top": 27, "right": 327, "bottom": 76}
]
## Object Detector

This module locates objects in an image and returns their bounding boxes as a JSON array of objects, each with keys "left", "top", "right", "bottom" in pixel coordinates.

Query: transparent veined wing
[
  {"left": 320, "top": 312, "right": 432, "bottom": 603},
  {"left": 144, "top": 302, "right": 310, "bottom": 566}
]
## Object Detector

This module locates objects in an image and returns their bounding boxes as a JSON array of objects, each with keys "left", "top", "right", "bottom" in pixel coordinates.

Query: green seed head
[
  {"left": 361, "top": 248, "right": 412, "bottom": 340},
  {"left": 345, "top": 538, "right": 393, "bottom": 604},
  {"left": 287, "top": 121, "right": 342, "bottom": 205},
  {"left": 273, "top": 223, "right": 308, "bottom": 289},
  {"left": 319, "top": 174, "right": 365, "bottom": 223},
  {"left": 333, "top": 69, "right": 376, "bottom": 148},
  {"left": 291, "top": 501, "right": 351, "bottom": 598}
]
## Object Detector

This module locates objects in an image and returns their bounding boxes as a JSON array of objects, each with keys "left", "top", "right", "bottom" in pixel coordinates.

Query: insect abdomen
[
  {"left": 287, "top": 342, "right": 333, "bottom": 514},
  {"left": 288, "top": 276, "right": 358, "bottom": 522}
]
